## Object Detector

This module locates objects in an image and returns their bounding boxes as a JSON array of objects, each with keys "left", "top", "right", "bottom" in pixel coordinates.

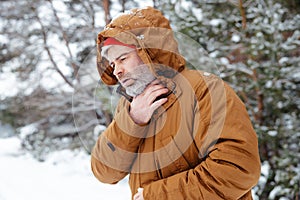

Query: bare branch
[
  {"left": 252, "top": 69, "right": 264, "bottom": 125},
  {"left": 239, "top": 0, "right": 247, "bottom": 29},
  {"left": 47, "top": 0, "right": 79, "bottom": 77},
  {"left": 102, "top": 0, "right": 111, "bottom": 25},
  {"left": 33, "top": 7, "right": 74, "bottom": 88}
]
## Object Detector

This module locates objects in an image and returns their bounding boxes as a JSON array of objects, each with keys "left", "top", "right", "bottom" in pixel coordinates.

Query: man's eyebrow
[
  {"left": 110, "top": 49, "right": 136, "bottom": 66},
  {"left": 110, "top": 52, "right": 128, "bottom": 66},
  {"left": 115, "top": 52, "right": 129, "bottom": 61}
]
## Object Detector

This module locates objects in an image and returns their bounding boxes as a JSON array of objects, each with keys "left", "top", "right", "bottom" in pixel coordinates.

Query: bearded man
[{"left": 91, "top": 7, "right": 261, "bottom": 200}]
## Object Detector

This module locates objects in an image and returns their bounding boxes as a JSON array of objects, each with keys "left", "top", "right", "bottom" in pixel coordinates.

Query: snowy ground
[
  {"left": 0, "top": 136, "right": 266, "bottom": 200},
  {"left": 0, "top": 137, "right": 131, "bottom": 200}
]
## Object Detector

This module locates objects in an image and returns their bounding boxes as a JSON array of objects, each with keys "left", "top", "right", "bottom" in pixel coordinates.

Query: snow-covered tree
[
  {"left": 157, "top": 0, "right": 300, "bottom": 198},
  {"left": 1, "top": 0, "right": 299, "bottom": 198},
  {"left": 0, "top": 0, "right": 112, "bottom": 159}
]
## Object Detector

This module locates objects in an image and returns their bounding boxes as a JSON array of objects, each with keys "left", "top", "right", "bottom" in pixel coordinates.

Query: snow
[
  {"left": 0, "top": 34, "right": 8, "bottom": 43},
  {"left": 261, "top": 161, "right": 270, "bottom": 178},
  {"left": 192, "top": 8, "right": 203, "bottom": 21},
  {"left": 210, "top": 19, "right": 224, "bottom": 26},
  {"left": 52, "top": 1, "right": 67, "bottom": 13},
  {"left": 48, "top": 124, "right": 76, "bottom": 135},
  {"left": 265, "top": 80, "right": 273, "bottom": 88},
  {"left": 178, "top": 0, "right": 193, "bottom": 11},
  {"left": 231, "top": 34, "right": 241, "bottom": 43},
  {"left": 0, "top": 72, "right": 19, "bottom": 99},
  {"left": 0, "top": 137, "right": 131, "bottom": 200},
  {"left": 95, "top": 11, "right": 106, "bottom": 27},
  {"left": 257, "top": 161, "right": 270, "bottom": 197},
  {"left": 268, "top": 130, "right": 278, "bottom": 137},
  {"left": 18, "top": 124, "right": 38, "bottom": 140},
  {"left": 269, "top": 186, "right": 282, "bottom": 199},
  {"left": 0, "top": 122, "right": 14, "bottom": 138},
  {"left": 220, "top": 57, "right": 229, "bottom": 65},
  {"left": 269, "top": 186, "right": 290, "bottom": 200},
  {"left": 93, "top": 125, "right": 107, "bottom": 136},
  {"left": 278, "top": 57, "right": 289, "bottom": 65}
]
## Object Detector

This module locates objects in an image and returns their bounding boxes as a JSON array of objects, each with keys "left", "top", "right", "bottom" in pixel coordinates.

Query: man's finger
[
  {"left": 150, "top": 97, "right": 168, "bottom": 111},
  {"left": 149, "top": 79, "right": 161, "bottom": 85},
  {"left": 148, "top": 88, "right": 169, "bottom": 102},
  {"left": 144, "top": 84, "right": 166, "bottom": 95}
]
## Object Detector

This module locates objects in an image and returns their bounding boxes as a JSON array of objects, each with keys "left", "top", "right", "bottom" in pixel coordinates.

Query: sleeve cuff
[{"left": 114, "top": 104, "right": 149, "bottom": 138}]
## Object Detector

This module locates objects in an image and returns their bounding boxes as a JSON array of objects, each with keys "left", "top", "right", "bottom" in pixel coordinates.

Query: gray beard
[{"left": 124, "top": 65, "right": 156, "bottom": 97}]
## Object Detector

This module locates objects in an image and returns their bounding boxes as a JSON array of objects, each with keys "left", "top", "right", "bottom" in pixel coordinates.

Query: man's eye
[
  {"left": 120, "top": 56, "right": 126, "bottom": 61},
  {"left": 111, "top": 63, "right": 115, "bottom": 69}
]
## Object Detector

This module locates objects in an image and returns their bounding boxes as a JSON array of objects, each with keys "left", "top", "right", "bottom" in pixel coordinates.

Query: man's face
[{"left": 107, "top": 46, "right": 156, "bottom": 97}]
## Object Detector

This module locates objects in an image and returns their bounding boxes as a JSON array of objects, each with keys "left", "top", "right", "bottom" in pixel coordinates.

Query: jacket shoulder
[{"left": 179, "top": 69, "right": 220, "bottom": 91}]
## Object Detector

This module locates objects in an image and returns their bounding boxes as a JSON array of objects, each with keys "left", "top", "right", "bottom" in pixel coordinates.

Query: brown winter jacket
[{"left": 91, "top": 7, "right": 261, "bottom": 200}]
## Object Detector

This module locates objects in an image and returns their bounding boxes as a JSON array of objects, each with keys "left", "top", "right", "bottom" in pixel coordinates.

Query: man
[{"left": 91, "top": 7, "right": 261, "bottom": 200}]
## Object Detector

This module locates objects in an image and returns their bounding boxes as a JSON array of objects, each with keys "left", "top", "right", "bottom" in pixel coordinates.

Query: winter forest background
[{"left": 0, "top": 0, "right": 299, "bottom": 199}]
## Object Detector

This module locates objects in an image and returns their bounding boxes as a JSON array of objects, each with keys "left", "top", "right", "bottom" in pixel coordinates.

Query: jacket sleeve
[
  {"left": 91, "top": 98, "right": 148, "bottom": 184},
  {"left": 143, "top": 76, "right": 261, "bottom": 199}
]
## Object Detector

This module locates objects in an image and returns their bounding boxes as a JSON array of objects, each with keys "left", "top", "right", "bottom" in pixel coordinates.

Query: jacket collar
[
  {"left": 152, "top": 81, "right": 182, "bottom": 120},
  {"left": 116, "top": 85, "right": 133, "bottom": 102}
]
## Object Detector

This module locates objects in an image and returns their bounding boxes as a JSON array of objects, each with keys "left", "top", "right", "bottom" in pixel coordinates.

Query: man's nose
[{"left": 113, "top": 63, "right": 124, "bottom": 78}]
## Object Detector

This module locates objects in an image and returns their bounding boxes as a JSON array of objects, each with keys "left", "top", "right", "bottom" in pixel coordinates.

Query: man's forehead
[{"left": 105, "top": 45, "right": 135, "bottom": 63}]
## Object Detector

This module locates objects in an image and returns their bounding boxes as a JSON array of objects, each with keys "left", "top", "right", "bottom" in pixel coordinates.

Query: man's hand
[
  {"left": 133, "top": 188, "right": 144, "bottom": 200},
  {"left": 129, "top": 79, "right": 168, "bottom": 125}
]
